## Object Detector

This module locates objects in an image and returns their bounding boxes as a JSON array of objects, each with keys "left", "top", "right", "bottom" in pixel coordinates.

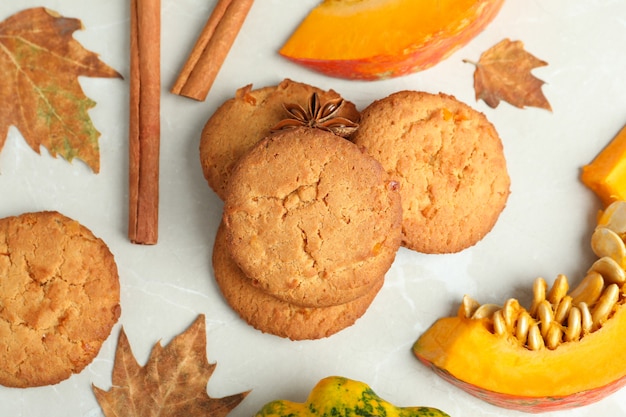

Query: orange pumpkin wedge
[
  {"left": 413, "top": 308, "right": 626, "bottom": 412},
  {"left": 413, "top": 200, "right": 626, "bottom": 412},
  {"left": 581, "top": 124, "right": 626, "bottom": 207},
  {"left": 279, "top": 0, "right": 505, "bottom": 80}
]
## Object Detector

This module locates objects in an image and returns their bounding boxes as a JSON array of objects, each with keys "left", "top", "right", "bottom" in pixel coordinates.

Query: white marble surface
[{"left": 1, "top": 0, "right": 626, "bottom": 416}]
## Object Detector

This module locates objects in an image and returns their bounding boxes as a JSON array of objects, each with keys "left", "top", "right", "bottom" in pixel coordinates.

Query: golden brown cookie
[
  {"left": 352, "top": 91, "right": 510, "bottom": 254},
  {"left": 199, "top": 78, "right": 360, "bottom": 200},
  {"left": 222, "top": 127, "right": 402, "bottom": 308},
  {"left": 0, "top": 211, "right": 121, "bottom": 388},
  {"left": 212, "top": 222, "right": 382, "bottom": 340}
]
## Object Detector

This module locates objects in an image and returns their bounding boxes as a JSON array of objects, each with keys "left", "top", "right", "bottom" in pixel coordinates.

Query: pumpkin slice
[
  {"left": 414, "top": 308, "right": 626, "bottom": 412},
  {"left": 413, "top": 200, "right": 626, "bottom": 412},
  {"left": 581, "top": 124, "right": 626, "bottom": 207},
  {"left": 279, "top": 0, "right": 505, "bottom": 80}
]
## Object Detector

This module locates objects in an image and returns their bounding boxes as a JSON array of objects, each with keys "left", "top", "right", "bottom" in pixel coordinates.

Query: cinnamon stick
[
  {"left": 171, "top": 0, "right": 254, "bottom": 101},
  {"left": 129, "top": 0, "right": 160, "bottom": 245}
]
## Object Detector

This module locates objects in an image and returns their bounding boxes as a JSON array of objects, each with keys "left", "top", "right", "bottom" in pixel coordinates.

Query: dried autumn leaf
[
  {"left": 93, "top": 315, "right": 250, "bottom": 417},
  {"left": 465, "top": 38, "right": 551, "bottom": 111},
  {"left": 0, "top": 7, "right": 122, "bottom": 173}
]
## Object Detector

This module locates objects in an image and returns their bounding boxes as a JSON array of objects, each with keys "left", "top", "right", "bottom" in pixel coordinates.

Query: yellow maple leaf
[{"left": 0, "top": 7, "right": 122, "bottom": 172}]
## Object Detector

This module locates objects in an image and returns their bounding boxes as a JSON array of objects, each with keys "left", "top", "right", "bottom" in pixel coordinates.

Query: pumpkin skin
[
  {"left": 581, "top": 124, "right": 626, "bottom": 207},
  {"left": 412, "top": 305, "right": 626, "bottom": 413},
  {"left": 254, "top": 376, "right": 450, "bottom": 417},
  {"left": 279, "top": 0, "right": 505, "bottom": 80}
]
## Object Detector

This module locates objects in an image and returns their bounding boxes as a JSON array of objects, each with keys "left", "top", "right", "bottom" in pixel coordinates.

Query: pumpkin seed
[
  {"left": 536, "top": 300, "right": 554, "bottom": 338},
  {"left": 460, "top": 294, "right": 480, "bottom": 318},
  {"left": 529, "top": 277, "right": 547, "bottom": 316},
  {"left": 579, "top": 302, "right": 593, "bottom": 334},
  {"left": 591, "top": 227, "right": 626, "bottom": 266},
  {"left": 564, "top": 306, "right": 582, "bottom": 342},
  {"left": 471, "top": 303, "right": 501, "bottom": 320},
  {"left": 591, "top": 283, "right": 620, "bottom": 329},
  {"left": 598, "top": 200, "right": 626, "bottom": 236},
  {"left": 570, "top": 271, "right": 605, "bottom": 306},
  {"left": 588, "top": 256, "right": 626, "bottom": 286},
  {"left": 554, "top": 295, "right": 572, "bottom": 324},
  {"left": 502, "top": 298, "right": 521, "bottom": 329},
  {"left": 547, "top": 274, "right": 569, "bottom": 306},
  {"left": 515, "top": 310, "right": 532, "bottom": 344},
  {"left": 493, "top": 310, "right": 506, "bottom": 335},
  {"left": 545, "top": 323, "right": 563, "bottom": 350},
  {"left": 527, "top": 323, "right": 544, "bottom": 350}
]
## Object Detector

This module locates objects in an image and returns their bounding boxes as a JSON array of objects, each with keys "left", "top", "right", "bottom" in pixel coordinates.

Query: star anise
[{"left": 271, "top": 92, "right": 359, "bottom": 138}]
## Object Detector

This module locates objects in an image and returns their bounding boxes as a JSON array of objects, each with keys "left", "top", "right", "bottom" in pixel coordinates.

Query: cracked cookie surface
[
  {"left": 199, "top": 78, "right": 360, "bottom": 200},
  {"left": 212, "top": 222, "right": 382, "bottom": 340},
  {"left": 222, "top": 127, "right": 402, "bottom": 308},
  {"left": 0, "top": 211, "right": 120, "bottom": 388},
  {"left": 352, "top": 91, "right": 510, "bottom": 254}
]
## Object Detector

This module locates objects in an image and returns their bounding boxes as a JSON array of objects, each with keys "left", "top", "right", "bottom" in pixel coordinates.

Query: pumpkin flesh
[
  {"left": 279, "top": 0, "right": 505, "bottom": 80},
  {"left": 413, "top": 303, "right": 626, "bottom": 411},
  {"left": 581, "top": 124, "right": 626, "bottom": 207}
]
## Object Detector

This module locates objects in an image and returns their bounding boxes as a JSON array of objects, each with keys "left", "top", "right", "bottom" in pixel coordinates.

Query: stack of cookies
[
  {"left": 213, "top": 127, "right": 402, "bottom": 340},
  {"left": 201, "top": 79, "right": 510, "bottom": 340},
  {"left": 201, "top": 79, "right": 401, "bottom": 340}
]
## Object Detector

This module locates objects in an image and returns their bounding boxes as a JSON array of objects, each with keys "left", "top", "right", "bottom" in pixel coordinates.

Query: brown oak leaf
[
  {"left": 93, "top": 315, "right": 250, "bottom": 417},
  {"left": 0, "top": 7, "right": 122, "bottom": 173},
  {"left": 465, "top": 38, "right": 551, "bottom": 111}
]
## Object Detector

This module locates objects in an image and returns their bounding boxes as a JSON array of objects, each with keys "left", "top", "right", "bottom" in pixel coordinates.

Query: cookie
[
  {"left": 352, "top": 91, "right": 510, "bottom": 254},
  {"left": 199, "top": 78, "right": 360, "bottom": 200},
  {"left": 0, "top": 211, "right": 121, "bottom": 388},
  {"left": 222, "top": 127, "right": 402, "bottom": 308},
  {"left": 212, "top": 222, "right": 382, "bottom": 340}
]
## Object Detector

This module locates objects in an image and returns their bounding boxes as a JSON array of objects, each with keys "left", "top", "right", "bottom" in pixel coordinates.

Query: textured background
[{"left": 0, "top": 1, "right": 625, "bottom": 416}]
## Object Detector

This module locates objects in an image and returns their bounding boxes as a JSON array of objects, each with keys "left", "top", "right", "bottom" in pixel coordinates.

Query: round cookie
[
  {"left": 222, "top": 127, "right": 402, "bottom": 308},
  {"left": 352, "top": 91, "right": 510, "bottom": 254},
  {"left": 212, "top": 222, "right": 382, "bottom": 340},
  {"left": 200, "top": 78, "right": 360, "bottom": 200},
  {"left": 0, "top": 211, "right": 121, "bottom": 388}
]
